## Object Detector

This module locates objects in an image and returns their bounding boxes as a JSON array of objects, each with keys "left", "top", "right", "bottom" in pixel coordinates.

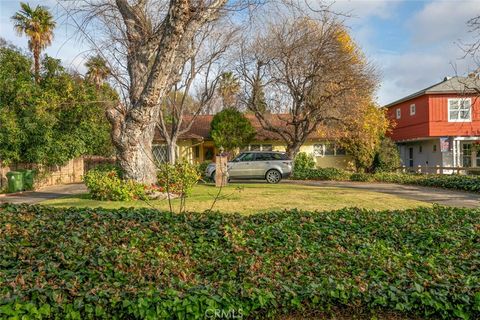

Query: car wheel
[
  {"left": 266, "top": 169, "right": 281, "bottom": 184},
  {"left": 211, "top": 171, "right": 216, "bottom": 183}
]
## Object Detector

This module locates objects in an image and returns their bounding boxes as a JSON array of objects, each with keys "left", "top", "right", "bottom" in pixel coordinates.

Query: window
[
  {"left": 262, "top": 144, "right": 273, "bottom": 151},
  {"left": 396, "top": 108, "right": 401, "bottom": 119},
  {"left": 249, "top": 144, "right": 261, "bottom": 151},
  {"left": 248, "top": 144, "right": 272, "bottom": 151},
  {"left": 433, "top": 144, "right": 437, "bottom": 152},
  {"left": 313, "top": 143, "right": 345, "bottom": 156},
  {"left": 324, "top": 144, "right": 335, "bottom": 156},
  {"left": 236, "top": 152, "right": 255, "bottom": 162},
  {"left": 419, "top": 145, "right": 423, "bottom": 153},
  {"left": 152, "top": 145, "right": 168, "bottom": 163},
  {"left": 448, "top": 98, "right": 472, "bottom": 122},
  {"left": 194, "top": 146, "right": 200, "bottom": 158},
  {"left": 462, "top": 144, "right": 472, "bottom": 167},
  {"left": 410, "top": 104, "right": 416, "bottom": 115},
  {"left": 254, "top": 153, "right": 273, "bottom": 161},
  {"left": 313, "top": 144, "right": 323, "bottom": 156}
]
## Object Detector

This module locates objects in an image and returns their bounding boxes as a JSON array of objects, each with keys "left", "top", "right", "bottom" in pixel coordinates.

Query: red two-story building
[{"left": 385, "top": 76, "right": 480, "bottom": 169}]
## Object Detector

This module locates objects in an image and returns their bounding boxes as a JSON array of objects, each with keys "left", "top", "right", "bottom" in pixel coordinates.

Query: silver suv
[{"left": 205, "top": 151, "right": 292, "bottom": 184}]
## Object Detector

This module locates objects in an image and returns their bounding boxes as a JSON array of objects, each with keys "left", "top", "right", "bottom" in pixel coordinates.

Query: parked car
[{"left": 205, "top": 151, "right": 292, "bottom": 184}]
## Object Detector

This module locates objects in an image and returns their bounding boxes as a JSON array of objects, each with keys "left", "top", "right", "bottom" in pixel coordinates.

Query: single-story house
[{"left": 152, "top": 114, "right": 352, "bottom": 169}]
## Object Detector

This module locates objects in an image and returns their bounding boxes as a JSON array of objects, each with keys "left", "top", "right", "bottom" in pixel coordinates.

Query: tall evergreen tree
[{"left": 11, "top": 2, "right": 56, "bottom": 82}]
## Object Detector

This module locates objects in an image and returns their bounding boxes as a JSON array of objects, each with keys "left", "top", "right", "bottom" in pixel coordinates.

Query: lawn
[{"left": 41, "top": 182, "right": 430, "bottom": 213}]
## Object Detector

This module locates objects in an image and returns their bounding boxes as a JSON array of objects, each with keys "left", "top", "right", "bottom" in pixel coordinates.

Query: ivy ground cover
[{"left": 1, "top": 204, "right": 479, "bottom": 319}]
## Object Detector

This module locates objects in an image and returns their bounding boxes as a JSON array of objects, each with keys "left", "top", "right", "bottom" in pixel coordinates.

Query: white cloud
[
  {"left": 410, "top": 0, "right": 480, "bottom": 45},
  {"left": 331, "top": 0, "right": 400, "bottom": 20}
]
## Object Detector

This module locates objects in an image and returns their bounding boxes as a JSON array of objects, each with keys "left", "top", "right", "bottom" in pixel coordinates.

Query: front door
[{"left": 408, "top": 147, "right": 414, "bottom": 167}]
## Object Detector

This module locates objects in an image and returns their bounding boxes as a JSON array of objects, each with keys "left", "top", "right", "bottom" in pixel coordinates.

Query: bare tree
[
  {"left": 66, "top": 0, "right": 255, "bottom": 183},
  {"left": 239, "top": 15, "right": 377, "bottom": 158},
  {"left": 156, "top": 24, "right": 238, "bottom": 163}
]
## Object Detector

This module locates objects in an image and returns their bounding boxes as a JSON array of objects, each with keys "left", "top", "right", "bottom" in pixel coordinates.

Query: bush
[
  {"left": 349, "top": 172, "right": 372, "bottom": 182},
  {"left": 83, "top": 166, "right": 147, "bottom": 201},
  {"left": 293, "top": 152, "right": 316, "bottom": 171},
  {"left": 372, "top": 137, "right": 401, "bottom": 172},
  {"left": 197, "top": 160, "right": 212, "bottom": 177},
  {"left": 157, "top": 162, "right": 201, "bottom": 195},
  {"left": 1, "top": 204, "right": 479, "bottom": 319},
  {"left": 292, "top": 167, "right": 350, "bottom": 181}
]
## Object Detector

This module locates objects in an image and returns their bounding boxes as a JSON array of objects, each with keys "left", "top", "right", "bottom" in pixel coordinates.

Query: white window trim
[
  {"left": 410, "top": 104, "right": 416, "bottom": 115},
  {"left": 396, "top": 108, "right": 401, "bottom": 119},
  {"left": 448, "top": 98, "right": 472, "bottom": 122}
]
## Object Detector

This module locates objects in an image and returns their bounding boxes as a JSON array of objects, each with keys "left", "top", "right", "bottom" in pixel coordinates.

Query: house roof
[
  {"left": 153, "top": 113, "right": 330, "bottom": 142},
  {"left": 383, "top": 76, "right": 480, "bottom": 108}
]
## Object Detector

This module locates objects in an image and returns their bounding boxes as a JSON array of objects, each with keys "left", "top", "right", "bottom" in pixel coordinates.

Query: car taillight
[{"left": 282, "top": 162, "right": 291, "bottom": 166}]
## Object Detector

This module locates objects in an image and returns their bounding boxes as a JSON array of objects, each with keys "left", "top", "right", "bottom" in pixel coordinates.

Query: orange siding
[
  {"left": 428, "top": 94, "right": 480, "bottom": 136},
  {"left": 386, "top": 95, "right": 430, "bottom": 141}
]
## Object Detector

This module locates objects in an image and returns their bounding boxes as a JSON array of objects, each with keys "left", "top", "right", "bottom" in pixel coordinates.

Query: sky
[{"left": 1, "top": 0, "right": 480, "bottom": 105}]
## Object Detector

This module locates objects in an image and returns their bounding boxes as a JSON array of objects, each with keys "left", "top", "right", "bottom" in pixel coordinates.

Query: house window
[
  {"left": 194, "top": 146, "right": 200, "bottom": 158},
  {"left": 448, "top": 98, "right": 472, "bottom": 122},
  {"left": 433, "top": 144, "right": 437, "bottom": 152},
  {"left": 324, "top": 144, "right": 335, "bottom": 155},
  {"left": 248, "top": 144, "right": 272, "bottom": 151},
  {"left": 313, "top": 143, "right": 345, "bottom": 156},
  {"left": 152, "top": 145, "right": 168, "bottom": 163},
  {"left": 419, "top": 145, "right": 422, "bottom": 153},
  {"left": 462, "top": 144, "right": 472, "bottom": 167},
  {"left": 410, "top": 104, "right": 416, "bottom": 115},
  {"left": 396, "top": 108, "right": 401, "bottom": 119},
  {"left": 313, "top": 144, "right": 323, "bottom": 156},
  {"left": 262, "top": 144, "right": 273, "bottom": 151}
]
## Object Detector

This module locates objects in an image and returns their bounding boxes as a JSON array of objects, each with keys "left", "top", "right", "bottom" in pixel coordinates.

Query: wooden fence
[
  {"left": 397, "top": 166, "right": 480, "bottom": 175},
  {"left": 0, "top": 156, "right": 115, "bottom": 190}
]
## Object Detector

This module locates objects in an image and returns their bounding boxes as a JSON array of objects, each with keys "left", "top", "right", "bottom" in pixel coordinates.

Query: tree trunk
[
  {"left": 113, "top": 117, "right": 158, "bottom": 185},
  {"left": 33, "top": 45, "right": 40, "bottom": 83},
  {"left": 286, "top": 143, "right": 302, "bottom": 160},
  {"left": 167, "top": 138, "right": 177, "bottom": 164}
]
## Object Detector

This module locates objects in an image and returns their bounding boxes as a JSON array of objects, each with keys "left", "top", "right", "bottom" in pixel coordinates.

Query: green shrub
[
  {"left": 1, "top": 204, "right": 479, "bottom": 319},
  {"left": 197, "top": 160, "right": 212, "bottom": 177},
  {"left": 349, "top": 172, "right": 372, "bottom": 182},
  {"left": 293, "top": 152, "right": 316, "bottom": 171},
  {"left": 372, "top": 137, "right": 401, "bottom": 172},
  {"left": 292, "top": 167, "right": 350, "bottom": 181},
  {"left": 157, "top": 162, "right": 201, "bottom": 195},
  {"left": 83, "top": 166, "right": 147, "bottom": 201}
]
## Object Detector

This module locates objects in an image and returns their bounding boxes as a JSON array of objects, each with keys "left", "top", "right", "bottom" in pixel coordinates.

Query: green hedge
[
  {"left": 292, "top": 168, "right": 350, "bottom": 181},
  {"left": 1, "top": 204, "right": 479, "bottom": 319},
  {"left": 292, "top": 169, "right": 480, "bottom": 193}
]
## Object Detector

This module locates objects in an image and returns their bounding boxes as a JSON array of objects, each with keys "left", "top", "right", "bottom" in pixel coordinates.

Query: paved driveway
[
  {"left": 0, "top": 183, "right": 87, "bottom": 204},
  {"left": 286, "top": 180, "right": 480, "bottom": 208}
]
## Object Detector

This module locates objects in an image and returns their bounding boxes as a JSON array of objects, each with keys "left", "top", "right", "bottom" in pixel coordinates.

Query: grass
[{"left": 41, "top": 182, "right": 430, "bottom": 213}]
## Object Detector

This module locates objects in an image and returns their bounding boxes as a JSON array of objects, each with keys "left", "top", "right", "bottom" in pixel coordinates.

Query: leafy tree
[
  {"left": 339, "top": 104, "right": 390, "bottom": 172},
  {"left": 218, "top": 72, "right": 240, "bottom": 109},
  {"left": 85, "top": 55, "right": 110, "bottom": 87},
  {"left": 210, "top": 108, "right": 256, "bottom": 152},
  {"left": 0, "top": 46, "right": 116, "bottom": 166},
  {"left": 11, "top": 2, "right": 56, "bottom": 82},
  {"left": 372, "top": 137, "right": 401, "bottom": 172}
]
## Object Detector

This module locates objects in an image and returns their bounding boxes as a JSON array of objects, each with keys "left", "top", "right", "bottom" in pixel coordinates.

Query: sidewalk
[
  {"left": 0, "top": 183, "right": 87, "bottom": 204},
  {"left": 285, "top": 180, "right": 480, "bottom": 208}
]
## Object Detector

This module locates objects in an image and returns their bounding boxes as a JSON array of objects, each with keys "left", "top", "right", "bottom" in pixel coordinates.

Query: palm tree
[
  {"left": 218, "top": 72, "right": 240, "bottom": 109},
  {"left": 11, "top": 2, "right": 56, "bottom": 82},
  {"left": 85, "top": 55, "right": 111, "bottom": 87}
]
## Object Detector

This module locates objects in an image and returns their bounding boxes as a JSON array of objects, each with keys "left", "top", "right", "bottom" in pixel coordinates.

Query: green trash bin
[
  {"left": 17, "top": 169, "right": 35, "bottom": 190},
  {"left": 6, "top": 171, "right": 23, "bottom": 193}
]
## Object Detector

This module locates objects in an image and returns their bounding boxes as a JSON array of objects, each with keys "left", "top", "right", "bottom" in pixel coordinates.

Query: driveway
[
  {"left": 0, "top": 183, "right": 87, "bottom": 204},
  {"left": 285, "top": 180, "right": 480, "bottom": 208}
]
